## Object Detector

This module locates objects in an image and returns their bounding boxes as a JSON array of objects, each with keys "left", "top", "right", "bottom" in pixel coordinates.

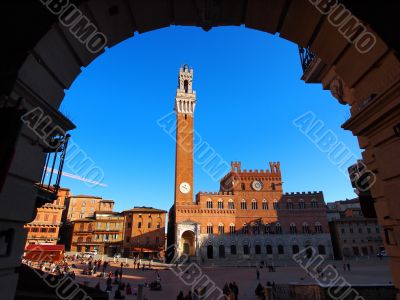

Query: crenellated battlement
[
  {"left": 284, "top": 191, "right": 323, "bottom": 195},
  {"left": 197, "top": 191, "right": 233, "bottom": 196},
  {"left": 227, "top": 161, "right": 281, "bottom": 177}
]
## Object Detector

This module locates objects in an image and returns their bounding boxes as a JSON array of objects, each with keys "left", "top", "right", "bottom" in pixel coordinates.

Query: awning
[
  {"left": 25, "top": 245, "right": 65, "bottom": 252},
  {"left": 131, "top": 247, "right": 158, "bottom": 253}
]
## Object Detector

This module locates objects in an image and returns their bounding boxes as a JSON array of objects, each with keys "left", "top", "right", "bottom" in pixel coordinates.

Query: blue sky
[{"left": 59, "top": 26, "right": 361, "bottom": 212}]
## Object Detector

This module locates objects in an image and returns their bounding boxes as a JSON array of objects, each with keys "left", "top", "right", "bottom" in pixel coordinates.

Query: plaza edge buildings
[{"left": 167, "top": 65, "right": 334, "bottom": 262}]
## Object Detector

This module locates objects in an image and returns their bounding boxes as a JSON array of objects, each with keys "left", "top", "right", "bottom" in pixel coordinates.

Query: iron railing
[
  {"left": 299, "top": 46, "right": 316, "bottom": 72},
  {"left": 37, "top": 134, "right": 71, "bottom": 204}
]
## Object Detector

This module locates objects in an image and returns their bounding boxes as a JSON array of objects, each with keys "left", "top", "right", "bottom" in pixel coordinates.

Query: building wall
[
  {"left": 63, "top": 195, "right": 114, "bottom": 222},
  {"left": 25, "top": 188, "right": 70, "bottom": 245},
  {"left": 70, "top": 213, "right": 124, "bottom": 255},
  {"left": 122, "top": 208, "right": 167, "bottom": 258},
  {"left": 329, "top": 218, "right": 383, "bottom": 259}
]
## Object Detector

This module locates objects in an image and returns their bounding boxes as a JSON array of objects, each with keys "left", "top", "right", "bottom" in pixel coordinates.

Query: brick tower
[{"left": 174, "top": 64, "right": 196, "bottom": 206}]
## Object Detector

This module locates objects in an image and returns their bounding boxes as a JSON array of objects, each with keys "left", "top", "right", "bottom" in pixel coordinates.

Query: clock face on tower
[
  {"left": 251, "top": 180, "right": 263, "bottom": 191},
  {"left": 179, "top": 182, "right": 191, "bottom": 194}
]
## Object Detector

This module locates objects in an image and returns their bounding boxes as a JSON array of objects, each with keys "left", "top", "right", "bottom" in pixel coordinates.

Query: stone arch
[{"left": 181, "top": 230, "right": 196, "bottom": 256}]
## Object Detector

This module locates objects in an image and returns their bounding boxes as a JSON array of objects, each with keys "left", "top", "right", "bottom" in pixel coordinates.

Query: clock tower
[{"left": 174, "top": 64, "right": 196, "bottom": 206}]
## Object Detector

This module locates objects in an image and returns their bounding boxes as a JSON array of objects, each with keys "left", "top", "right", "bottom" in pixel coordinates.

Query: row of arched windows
[
  {"left": 205, "top": 198, "right": 319, "bottom": 210},
  {"left": 206, "top": 244, "right": 327, "bottom": 258},
  {"left": 205, "top": 222, "right": 323, "bottom": 234}
]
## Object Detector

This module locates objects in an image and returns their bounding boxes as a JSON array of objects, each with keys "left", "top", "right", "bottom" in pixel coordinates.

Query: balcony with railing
[
  {"left": 299, "top": 46, "right": 327, "bottom": 83},
  {"left": 35, "top": 134, "right": 71, "bottom": 208}
]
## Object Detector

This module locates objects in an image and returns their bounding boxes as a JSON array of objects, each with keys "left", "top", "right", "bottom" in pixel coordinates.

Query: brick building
[
  {"left": 25, "top": 187, "right": 70, "bottom": 245},
  {"left": 328, "top": 198, "right": 384, "bottom": 259},
  {"left": 70, "top": 211, "right": 124, "bottom": 255},
  {"left": 63, "top": 195, "right": 114, "bottom": 222},
  {"left": 122, "top": 207, "right": 167, "bottom": 259},
  {"left": 61, "top": 195, "right": 115, "bottom": 250},
  {"left": 167, "top": 66, "right": 333, "bottom": 262}
]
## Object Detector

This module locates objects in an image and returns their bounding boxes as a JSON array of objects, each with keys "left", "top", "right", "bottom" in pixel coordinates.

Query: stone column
[{"left": 343, "top": 84, "right": 400, "bottom": 299}]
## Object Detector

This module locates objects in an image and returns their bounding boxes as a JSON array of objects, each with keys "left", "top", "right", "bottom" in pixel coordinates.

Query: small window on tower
[{"left": 184, "top": 80, "right": 189, "bottom": 93}]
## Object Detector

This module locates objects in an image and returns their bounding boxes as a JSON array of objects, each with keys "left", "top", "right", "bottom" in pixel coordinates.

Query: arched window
[
  {"left": 315, "top": 222, "right": 323, "bottom": 233},
  {"left": 289, "top": 223, "right": 297, "bottom": 234},
  {"left": 184, "top": 80, "right": 189, "bottom": 93},
  {"left": 206, "top": 199, "right": 213, "bottom": 209},
  {"left": 207, "top": 245, "right": 213, "bottom": 259},
  {"left": 207, "top": 223, "right": 213, "bottom": 234},
  {"left": 86, "top": 237, "right": 92, "bottom": 243},
  {"left": 311, "top": 198, "right": 318, "bottom": 208},
  {"left": 262, "top": 199, "right": 268, "bottom": 210},
  {"left": 253, "top": 225, "right": 260, "bottom": 235},
  {"left": 299, "top": 199, "right": 306, "bottom": 209},
  {"left": 241, "top": 183, "right": 245, "bottom": 190},
  {"left": 264, "top": 223, "right": 270, "bottom": 234},
  {"left": 287, "top": 199, "right": 293, "bottom": 209},
  {"left": 79, "top": 223, "right": 84, "bottom": 231},
  {"left": 242, "top": 223, "right": 249, "bottom": 234},
  {"left": 292, "top": 245, "right": 300, "bottom": 254},
  {"left": 240, "top": 199, "right": 247, "bottom": 210},
  {"left": 228, "top": 199, "right": 235, "bottom": 209},
  {"left": 273, "top": 200, "right": 279, "bottom": 210},
  {"left": 275, "top": 223, "right": 282, "bottom": 234},
  {"left": 255, "top": 245, "right": 261, "bottom": 254},
  {"left": 318, "top": 245, "right": 326, "bottom": 255},
  {"left": 77, "top": 237, "right": 83, "bottom": 243},
  {"left": 278, "top": 245, "right": 284, "bottom": 254},
  {"left": 230, "top": 245, "right": 237, "bottom": 255},
  {"left": 229, "top": 223, "right": 235, "bottom": 234},
  {"left": 218, "top": 199, "right": 224, "bottom": 209},
  {"left": 266, "top": 245, "right": 273, "bottom": 255},
  {"left": 302, "top": 222, "right": 310, "bottom": 234},
  {"left": 251, "top": 199, "right": 258, "bottom": 210},
  {"left": 218, "top": 223, "right": 224, "bottom": 235},
  {"left": 243, "top": 245, "right": 250, "bottom": 255},
  {"left": 271, "top": 183, "right": 276, "bottom": 191},
  {"left": 88, "top": 224, "right": 93, "bottom": 232},
  {"left": 219, "top": 245, "right": 225, "bottom": 258}
]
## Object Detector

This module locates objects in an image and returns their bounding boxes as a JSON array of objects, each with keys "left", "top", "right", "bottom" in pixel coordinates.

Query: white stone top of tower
[{"left": 175, "top": 64, "right": 196, "bottom": 114}]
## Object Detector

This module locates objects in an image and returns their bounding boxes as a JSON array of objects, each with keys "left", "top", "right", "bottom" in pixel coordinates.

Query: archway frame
[{"left": 1, "top": 1, "right": 400, "bottom": 299}]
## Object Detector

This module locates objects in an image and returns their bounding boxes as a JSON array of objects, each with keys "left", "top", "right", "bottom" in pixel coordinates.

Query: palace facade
[{"left": 167, "top": 65, "right": 333, "bottom": 262}]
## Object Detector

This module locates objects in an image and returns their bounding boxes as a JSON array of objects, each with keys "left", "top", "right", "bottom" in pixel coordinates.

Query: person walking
[
  {"left": 184, "top": 291, "right": 193, "bottom": 300},
  {"left": 347, "top": 263, "right": 351, "bottom": 271},
  {"left": 106, "top": 275, "right": 112, "bottom": 292},
  {"left": 126, "top": 283, "right": 132, "bottom": 295},
  {"left": 232, "top": 282, "right": 239, "bottom": 299},
  {"left": 193, "top": 288, "right": 200, "bottom": 300},
  {"left": 256, "top": 268, "right": 260, "bottom": 281},
  {"left": 114, "top": 269, "right": 119, "bottom": 284},
  {"left": 177, "top": 291, "right": 184, "bottom": 300}
]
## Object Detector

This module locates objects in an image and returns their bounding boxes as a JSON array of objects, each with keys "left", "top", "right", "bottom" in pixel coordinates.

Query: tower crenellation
[{"left": 175, "top": 64, "right": 196, "bottom": 114}]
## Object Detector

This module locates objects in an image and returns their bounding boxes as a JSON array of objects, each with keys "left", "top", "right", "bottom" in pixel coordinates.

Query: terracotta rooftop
[
  {"left": 123, "top": 206, "right": 167, "bottom": 213},
  {"left": 72, "top": 195, "right": 102, "bottom": 199},
  {"left": 72, "top": 218, "right": 95, "bottom": 222}
]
